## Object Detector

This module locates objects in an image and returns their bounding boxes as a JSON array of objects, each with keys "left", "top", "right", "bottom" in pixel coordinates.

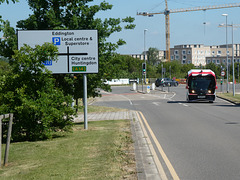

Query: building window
[
  {"left": 217, "top": 51, "right": 222, "bottom": 55},
  {"left": 171, "top": 55, "right": 174, "bottom": 60},
  {"left": 223, "top": 59, "right": 226, "bottom": 63},
  {"left": 174, "top": 50, "right": 178, "bottom": 55},
  {"left": 217, "top": 59, "right": 220, "bottom": 64},
  {"left": 183, "top": 55, "right": 187, "bottom": 60},
  {"left": 188, "top": 50, "right": 191, "bottom": 54},
  {"left": 182, "top": 60, "right": 186, "bottom": 64},
  {"left": 182, "top": 50, "right": 186, "bottom": 55},
  {"left": 213, "top": 60, "right": 216, "bottom": 64},
  {"left": 207, "top": 59, "right": 211, "bottom": 64},
  {"left": 175, "top": 55, "right": 179, "bottom": 60},
  {"left": 212, "top": 51, "right": 215, "bottom": 55},
  {"left": 188, "top": 60, "right": 191, "bottom": 64},
  {"left": 194, "top": 45, "right": 197, "bottom": 48}
]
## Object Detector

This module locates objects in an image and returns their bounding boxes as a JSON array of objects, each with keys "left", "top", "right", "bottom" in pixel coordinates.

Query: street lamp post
[
  {"left": 231, "top": 23, "right": 235, "bottom": 96},
  {"left": 238, "top": 63, "right": 239, "bottom": 83},
  {"left": 144, "top": 29, "right": 148, "bottom": 84},
  {"left": 222, "top": 14, "right": 229, "bottom": 93}
]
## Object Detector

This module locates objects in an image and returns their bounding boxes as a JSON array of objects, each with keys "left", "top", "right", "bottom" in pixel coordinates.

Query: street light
[
  {"left": 219, "top": 22, "right": 237, "bottom": 96},
  {"left": 238, "top": 63, "right": 239, "bottom": 83},
  {"left": 222, "top": 14, "right": 229, "bottom": 93},
  {"left": 144, "top": 29, "right": 148, "bottom": 84},
  {"left": 231, "top": 22, "right": 235, "bottom": 96}
]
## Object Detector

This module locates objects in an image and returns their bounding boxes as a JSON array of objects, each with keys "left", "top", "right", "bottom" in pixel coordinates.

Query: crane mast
[
  {"left": 165, "top": 0, "right": 170, "bottom": 63},
  {"left": 137, "top": 2, "right": 240, "bottom": 62}
]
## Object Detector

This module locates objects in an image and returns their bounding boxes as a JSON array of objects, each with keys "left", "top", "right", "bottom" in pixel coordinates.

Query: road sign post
[
  {"left": 18, "top": 30, "right": 99, "bottom": 130},
  {"left": 221, "top": 70, "right": 225, "bottom": 93}
]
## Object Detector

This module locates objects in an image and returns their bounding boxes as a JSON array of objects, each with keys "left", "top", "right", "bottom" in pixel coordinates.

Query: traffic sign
[
  {"left": 18, "top": 30, "right": 98, "bottom": 74},
  {"left": 221, "top": 70, "right": 226, "bottom": 76},
  {"left": 147, "top": 85, "right": 150, "bottom": 93}
]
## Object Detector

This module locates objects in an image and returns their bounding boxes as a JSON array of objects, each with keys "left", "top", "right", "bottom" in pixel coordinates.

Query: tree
[
  {"left": 110, "top": 54, "right": 142, "bottom": 79},
  {"left": 147, "top": 47, "right": 159, "bottom": 66},
  {"left": 0, "top": 57, "right": 10, "bottom": 75},
  {"left": 0, "top": 0, "right": 19, "bottom": 24},
  {"left": 156, "top": 61, "right": 195, "bottom": 78},
  {"left": 0, "top": 20, "right": 17, "bottom": 59},
  {"left": 0, "top": 43, "right": 75, "bottom": 141},
  {"left": 181, "top": 63, "right": 195, "bottom": 78},
  {"left": 205, "top": 62, "right": 222, "bottom": 78},
  {"left": 0, "top": 0, "right": 18, "bottom": 4}
]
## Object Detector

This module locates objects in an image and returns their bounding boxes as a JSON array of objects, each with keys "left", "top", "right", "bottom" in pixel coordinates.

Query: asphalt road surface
[{"left": 93, "top": 85, "right": 240, "bottom": 180}]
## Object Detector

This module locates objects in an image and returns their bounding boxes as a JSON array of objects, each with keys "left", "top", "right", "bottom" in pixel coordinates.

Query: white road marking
[
  {"left": 153, "top": 102, "right": 161, "bottom": 106},
  {"left": 120, "top": 95, "right": 133, "bottom": 105}
]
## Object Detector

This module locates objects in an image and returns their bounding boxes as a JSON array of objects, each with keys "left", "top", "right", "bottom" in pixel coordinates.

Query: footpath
[{"left": 74, "top": 110, "right": 163, "bottom": 180}]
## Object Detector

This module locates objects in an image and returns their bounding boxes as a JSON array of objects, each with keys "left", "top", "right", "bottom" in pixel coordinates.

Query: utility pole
[
  {"left": 238, "top": 63, "right": 239, "bottom": 83},
  {"left": 222, "top": 14, "right": 229, "bottom": 93},
  {"left": 144, "top": 29, "right": 148, "bottom": 84},
  {"left": 219, "top": 23, "right": 240, "bottom": 96},
  {"left": 232, "top": 23, "right": 235, "bottom": 96}
]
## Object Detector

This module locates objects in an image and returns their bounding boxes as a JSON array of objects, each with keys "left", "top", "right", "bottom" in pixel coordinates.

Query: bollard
[
  {"left": 168, "top": 83, "right": 171, "bottom": 92},
  {"left": 133, "top": 82, "right": 136, "bottom": 91},
  {"left": 152, "top": 83, "right": 155, "bottom": 90},
  {"left": 147, "top": 85, "right": 150, "bottom": 93}
]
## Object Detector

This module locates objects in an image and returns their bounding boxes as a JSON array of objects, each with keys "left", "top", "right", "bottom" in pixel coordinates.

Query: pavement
[{"left": 74, "top": 110, "right": 163, "bottom": 180}]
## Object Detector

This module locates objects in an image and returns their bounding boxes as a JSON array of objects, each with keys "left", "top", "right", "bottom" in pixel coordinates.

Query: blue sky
[{"left": 1, "top": 0, "right": 240, "bottom": 54}]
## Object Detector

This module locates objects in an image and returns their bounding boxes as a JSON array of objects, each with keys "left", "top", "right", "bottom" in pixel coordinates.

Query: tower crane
[{"left": 137, "top": 1, "right": 240, "bottom": 62}]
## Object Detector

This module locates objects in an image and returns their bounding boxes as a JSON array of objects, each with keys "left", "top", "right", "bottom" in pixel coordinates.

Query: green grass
[
  {"left": 217, "top": 93, "right": 240, "bottom": 104},
  {"left": 0, "top": 120, "right": 136, "bottom": 179}
]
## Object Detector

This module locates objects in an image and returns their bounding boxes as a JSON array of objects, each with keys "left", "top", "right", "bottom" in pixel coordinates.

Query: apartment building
[
  {"left": 130, "top": 54, "right": 148, "bottom": 61},
  {"left": 128, "top": 44, "right": 240, "bottom": 66},
  {"left": 170, "top": 44, "right": 240, "bottom": 66},
  {"left": 206, "top": 44, "right": 240, "bottom": 65},
  {"left": 170, "top": 44, "right": 211, "bottom": 66},
  {"left": 128, "top": 50, "right": 165, "bottom": 65}
]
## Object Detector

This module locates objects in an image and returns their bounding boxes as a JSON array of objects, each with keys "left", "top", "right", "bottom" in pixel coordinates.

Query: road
[{"left": 93, "top": 85, "right": 240, "bottom": 180}]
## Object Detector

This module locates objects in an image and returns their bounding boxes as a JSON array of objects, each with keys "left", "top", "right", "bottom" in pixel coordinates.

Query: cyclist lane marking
[{"left": 137, "top": 111, "right": 180, "bottom": 180}]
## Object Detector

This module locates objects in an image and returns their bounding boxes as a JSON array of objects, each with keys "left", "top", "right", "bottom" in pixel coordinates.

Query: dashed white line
[
  {"left": 178, "top": 102, "right": 189, "bottom": 107},
  {"left": 153, "top": 102, "right": 161, "bottom": 106}
]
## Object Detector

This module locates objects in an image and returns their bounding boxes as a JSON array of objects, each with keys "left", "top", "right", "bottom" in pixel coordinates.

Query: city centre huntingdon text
[{"left": 18, "top": 30, "right": 99, "bottom": 74}]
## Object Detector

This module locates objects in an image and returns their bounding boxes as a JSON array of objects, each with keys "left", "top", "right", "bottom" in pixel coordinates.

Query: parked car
[{"left": 155, "top": 78, "right": 179, "bottom": 87}]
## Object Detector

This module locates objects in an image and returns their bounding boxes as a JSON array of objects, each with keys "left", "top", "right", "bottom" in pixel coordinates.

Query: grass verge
[
  {"left": 0, "top": 120, "right": 136, "bottom": 179},
  {"left": 217, "top": 93, "right": 240, "bottom": 104}
]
